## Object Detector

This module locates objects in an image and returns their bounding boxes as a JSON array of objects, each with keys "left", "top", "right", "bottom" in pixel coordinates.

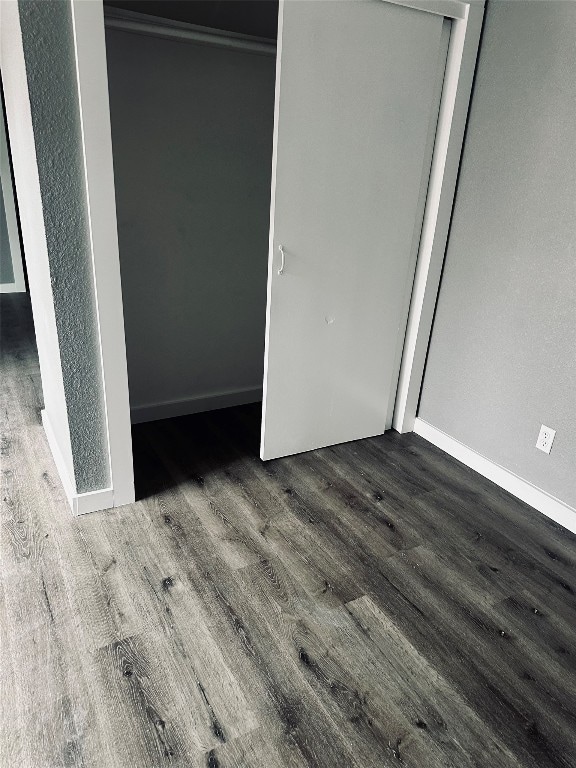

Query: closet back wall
[{"left": 105, "top": 24, "right": 276, "bottom": 422}]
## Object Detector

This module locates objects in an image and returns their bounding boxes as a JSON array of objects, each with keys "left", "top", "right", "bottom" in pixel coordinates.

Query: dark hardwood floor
[{"left": 2, "top": 292, "right": 576, "bottom": 768}]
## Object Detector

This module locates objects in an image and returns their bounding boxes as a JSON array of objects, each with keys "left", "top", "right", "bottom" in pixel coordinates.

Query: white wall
[
  {"left": 104, "top": 22, "right": 276, "bottom": 422},
  {"left": 419, "top": 0, "right": 576, "bottom": 510}
]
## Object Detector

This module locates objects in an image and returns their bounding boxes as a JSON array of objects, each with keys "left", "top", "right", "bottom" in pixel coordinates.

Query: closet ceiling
[{"left": 103, "top": 0, "right": 280, "bottom": 40}]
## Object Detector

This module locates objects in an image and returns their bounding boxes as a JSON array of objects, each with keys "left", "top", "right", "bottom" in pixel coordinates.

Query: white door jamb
[
  {"left": 70, "top": 0, "right": 135, "bottom": 508},
  {"left": 392, "top": 0, "right": 485, "bottom": 433}
]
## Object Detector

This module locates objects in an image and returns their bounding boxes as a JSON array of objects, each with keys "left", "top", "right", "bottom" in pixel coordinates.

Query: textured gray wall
[
  {"left": 19, "top": 0, "right": 110, "bottom": 493},
  {"left": 419, "top": 0, "right": 576, "bottom": 508},
  {"left": 0, "top": 185, "right": 14, "bottom": 284},
  {"left": 105, "top": 26, "right": 275, "bottom": 414}
]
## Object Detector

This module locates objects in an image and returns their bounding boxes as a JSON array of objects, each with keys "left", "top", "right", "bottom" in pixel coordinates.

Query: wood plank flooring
[{"left": 2, "top": 292, "right": 576, "bottom": 768}]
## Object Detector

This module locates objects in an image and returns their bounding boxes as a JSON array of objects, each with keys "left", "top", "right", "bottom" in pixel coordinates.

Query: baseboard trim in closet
[{"left": 130, "top": 387, "right": 263, "bottom": 425}]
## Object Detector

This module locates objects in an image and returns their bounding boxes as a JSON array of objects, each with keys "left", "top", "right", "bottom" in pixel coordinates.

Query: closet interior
[{"left": 103, "top": 1, "right": 279, "bottom": 427}]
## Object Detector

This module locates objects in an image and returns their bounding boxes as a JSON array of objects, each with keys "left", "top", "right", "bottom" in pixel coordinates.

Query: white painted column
[{"left": 70, "top": 0, "right": 135, "bottom": 508}]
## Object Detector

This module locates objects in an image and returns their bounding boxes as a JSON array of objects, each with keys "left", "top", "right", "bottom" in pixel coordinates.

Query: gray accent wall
[
  {"left": 105, "top": 25, "right": 276, "bottom": 417},
  {"left": 18, "top": 1, "right": 110, "bottom": 493},
  {"left": 419, "top": 0, "right": 576, "bottom": 508}
]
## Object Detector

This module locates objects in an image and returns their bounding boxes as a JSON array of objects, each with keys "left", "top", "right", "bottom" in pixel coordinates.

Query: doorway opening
[
  {"left": 101, "top": 0, "right": 473, "bottom": 501},
  {"left": 103, "top": 1, "right": 278, "bottom": 499}
]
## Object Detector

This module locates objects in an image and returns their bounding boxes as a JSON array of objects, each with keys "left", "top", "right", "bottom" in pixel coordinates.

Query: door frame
[
  {"left": 70, "top": 0, "right": 135, "bottom": 508},
  {"left": 63, "top": 0, "right": 483, "bottom": 510},
  {"left": 390, "top": 0, "right": 485, "bottom": 432}
]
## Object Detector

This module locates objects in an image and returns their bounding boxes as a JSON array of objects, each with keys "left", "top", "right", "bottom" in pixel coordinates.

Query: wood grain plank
[
  {"left": 367, "top": 546, "right": 576, "bottom": 768},
  {"left": 236, "top": 557, "right": 444, "bottom": 768},
  {"left": 88, "top": 633, "right": 209, "bottom": 766},
  {"left": 345, "top": 594, "right": 525, "bottom": 768},
  {"left": 78, "top": 502, "right": 261, "bottom": 748},
  {"left": 3, "top": 294, "right": 576, "bottom": 768}
]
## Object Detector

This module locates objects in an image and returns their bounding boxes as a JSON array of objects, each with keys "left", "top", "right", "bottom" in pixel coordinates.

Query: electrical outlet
[{"left": 536, "top": 424, "right": 556, "bottom": 454}]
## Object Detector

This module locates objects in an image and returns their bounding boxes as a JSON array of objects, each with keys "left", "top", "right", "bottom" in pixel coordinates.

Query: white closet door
[{"left": 261, "top": 0, "right": 450, "bottom": 460}]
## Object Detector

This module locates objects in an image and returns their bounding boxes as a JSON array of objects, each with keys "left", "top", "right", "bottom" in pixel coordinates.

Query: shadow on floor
[{"left": 131, "top": 402, "right": 263, "bottom": 502}]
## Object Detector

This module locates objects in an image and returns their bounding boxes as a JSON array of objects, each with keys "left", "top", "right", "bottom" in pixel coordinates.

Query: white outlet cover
[{"left": 536, "top": 424, "right": 556, "bottom": 454}]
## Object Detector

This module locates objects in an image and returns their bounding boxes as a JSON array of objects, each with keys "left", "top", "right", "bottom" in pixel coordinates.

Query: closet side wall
[
  {"left": 0, "top": 182, "right": 15, "bottom": 285},
  {"left": 105, "top": 27, "right": 276, "bottom": 421}
]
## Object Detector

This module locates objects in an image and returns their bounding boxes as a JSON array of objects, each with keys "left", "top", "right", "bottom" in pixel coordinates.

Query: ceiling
[{"left": 103, "top": 0, "right": 279, "bottom": 40}]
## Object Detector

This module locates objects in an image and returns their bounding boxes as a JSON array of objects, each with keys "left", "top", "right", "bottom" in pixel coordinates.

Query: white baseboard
[
  {"left": 0, "top": 281, "right": 27, "bottom": 293},
  {"left": 414, "top": 418, "right": 576, "bottom": 535},
  {"left": 42, "top": 409, "right": 114, "bottom": 515},
  {"left": 41, "top": 408, "right": 76, "bottom": 507},
  {"left": 130, "top": 386, "right": 263, "bottom": 425},
  {"left": 73, "top": 487, "right": 115, "bottom": 516}
]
